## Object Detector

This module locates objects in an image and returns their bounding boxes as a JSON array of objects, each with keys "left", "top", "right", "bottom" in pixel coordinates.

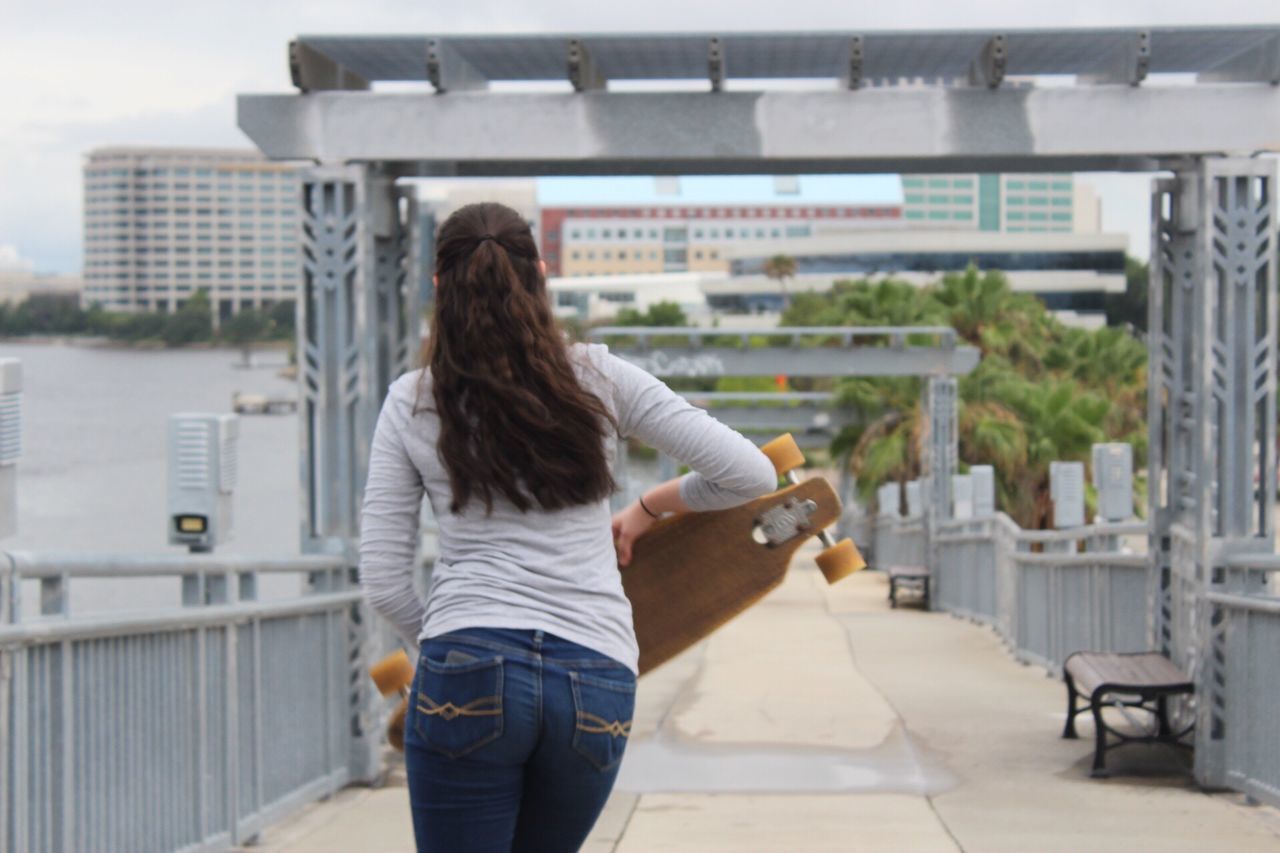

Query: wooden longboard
[
  {"left": 370, "top": 435, "right": 865, "bottom": 749},
  {"left": 624, "top": 476, "right": 843, "bottom": 675}
]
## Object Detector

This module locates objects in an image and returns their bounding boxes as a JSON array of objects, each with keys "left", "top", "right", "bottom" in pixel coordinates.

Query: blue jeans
[{"left": 404, "top": 627, "right": 637, "bottom": 852}]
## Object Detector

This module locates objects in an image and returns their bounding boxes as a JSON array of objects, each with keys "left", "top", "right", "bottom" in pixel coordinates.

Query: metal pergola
[{"left": 238, "top": 26, "right": 1279, "bottom": 787}]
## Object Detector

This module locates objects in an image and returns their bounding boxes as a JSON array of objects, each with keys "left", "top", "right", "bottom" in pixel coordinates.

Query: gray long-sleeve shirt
[{"left": 357, "top": 342, "right": 778, "bottom": 673}]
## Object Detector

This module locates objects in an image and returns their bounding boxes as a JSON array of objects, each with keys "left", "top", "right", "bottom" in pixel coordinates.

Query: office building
[
  {"left": 900, "top": 174, "right": 1100, "bottom": 234},
  {"left": 82, "top": 147, "right": 302, "bottom": 324},
  {"left": 551, "top": 230, "right": 1127, "bottom": 329},
  {"left": 540, "top": 203, "right": 902, "bottom": 278}
]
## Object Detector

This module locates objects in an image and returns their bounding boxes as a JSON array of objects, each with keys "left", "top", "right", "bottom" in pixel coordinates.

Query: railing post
[
  {"left": 922, "top": 377, "right": 958, "bottom": 609},
  {"left": 1149, "top": 157, "right": 1278, "bottom": 788}
]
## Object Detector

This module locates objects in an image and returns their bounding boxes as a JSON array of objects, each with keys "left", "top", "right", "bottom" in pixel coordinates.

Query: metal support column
[
  {"left": 922, "top": 376, "right": 958, "bottom": 607},
  {"left": 1148, "top": 157, "right": 1277, "bottom": 787},
  {"left": 297, "top": 163, "right": 421, "bottom": 784}
]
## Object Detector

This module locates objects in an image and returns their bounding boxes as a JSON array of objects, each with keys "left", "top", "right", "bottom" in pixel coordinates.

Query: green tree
[
  {"left": 221, "top": 308, "right": 269, "bottom": 346},
  {"left": 1103, "top": 255, "right": 1149, "bottom": 331},
  {"left": 268, "top": 300, "right": 296, "bottom": 339},
  {"left": 762, "top": 254, "right": 798, "bottom": 311},
  {"left": 779, "top": 274, "right": 1146, "bottom": 527},
  {"left": 163, "top": 290, "right": 213, "bottom": 346},
  {"left": 613, "top": 301, "right": 687, "bottom": 327}
]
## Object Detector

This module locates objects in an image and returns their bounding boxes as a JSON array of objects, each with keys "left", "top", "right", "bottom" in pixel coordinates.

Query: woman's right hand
[{"left": 611, "top": 500, "right": 657, "bottom": 568}]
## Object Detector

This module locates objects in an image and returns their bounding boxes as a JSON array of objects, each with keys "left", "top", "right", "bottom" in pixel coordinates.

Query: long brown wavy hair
[{"left": 415, "top": 202, "right": 617, "bottom": 515}]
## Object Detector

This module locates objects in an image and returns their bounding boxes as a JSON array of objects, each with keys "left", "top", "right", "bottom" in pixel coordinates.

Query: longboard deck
[{"left": 623, "top": 477, "right": 841, "bottom": 674}]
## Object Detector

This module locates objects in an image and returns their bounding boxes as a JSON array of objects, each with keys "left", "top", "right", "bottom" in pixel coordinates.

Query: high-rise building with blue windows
[{"left": 900, "top": 174, "right": 1098, "bottom": 234}]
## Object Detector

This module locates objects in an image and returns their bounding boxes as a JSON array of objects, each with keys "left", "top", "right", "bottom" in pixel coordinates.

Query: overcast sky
[{"left": 3, "top": 1, "right": 1276, "bottom": 274}]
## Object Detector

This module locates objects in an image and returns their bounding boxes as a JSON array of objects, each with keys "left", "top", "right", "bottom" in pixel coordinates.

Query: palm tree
[{"left": 762, "top": 254, "right": 798, "bottom": 312}]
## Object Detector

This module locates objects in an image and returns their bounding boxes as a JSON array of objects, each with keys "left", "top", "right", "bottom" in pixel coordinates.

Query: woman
[{"left": 358, "top": 201, "right": 777, "bottom": 852}]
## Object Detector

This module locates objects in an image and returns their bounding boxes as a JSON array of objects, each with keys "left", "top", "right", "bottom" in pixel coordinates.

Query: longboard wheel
[
  {"left": 816, "top": 538, "right": 867, "bottom": 585},
  {"left": 388, "top": 697, "right": 408, "bottom": 752},
  {"left": 370, "top": 649, "right": 414, "bottom": 696},
  {"left": 760, "top": 433, "right": 805, "bottom": 476}
]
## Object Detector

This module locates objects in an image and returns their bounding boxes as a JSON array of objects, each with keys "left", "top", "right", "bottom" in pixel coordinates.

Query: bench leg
[
  {"left": 1156, "top": 695, "right": 1172, "bottom": 739},
  {"left": 1062, "top": 674, "right": 1080, "bottom": 739},
  {"left": 1090, "top": 697, "right": 1109, "bottom": 778},
  {"left": 922, "top": 578, "right": 931, "bottom": 610},
  {"left": 889, "top": 579, "right": 898, "bottom": 608}
]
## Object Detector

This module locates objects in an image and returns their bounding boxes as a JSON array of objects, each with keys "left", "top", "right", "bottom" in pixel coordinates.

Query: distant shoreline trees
[{"left": 0, "top": 290, "right": 295, "bottom": 347}]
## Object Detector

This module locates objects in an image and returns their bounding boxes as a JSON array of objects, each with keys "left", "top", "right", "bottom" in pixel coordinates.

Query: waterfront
[{"left": 2, "top": 341, "right": 301, "bottom": 615}]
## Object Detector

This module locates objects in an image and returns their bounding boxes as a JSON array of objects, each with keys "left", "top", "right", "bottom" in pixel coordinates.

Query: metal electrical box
[
  {"left": 0, "top": 358, "right": 21, "bottom": 540},
  {"left": 167, "top": 414, "right": 239, "bottom": 550},
  {"left": 1050, "top": 461, "right": 1086, "bottom": 529},
  {"left": 970, "top": 465, "right": 996, "bottom": 517},
  {"left": 952, "top": 474, "right": 974, "bottom": 519},
  {"left": 905, "top": 480, "right": 923, "bottom": 518},
  {"left": 1092, "top": 442, "right": 1134, "bottom": 522},
  {"left": 877, "top": 482, "right": 901, "bottom": 517}
]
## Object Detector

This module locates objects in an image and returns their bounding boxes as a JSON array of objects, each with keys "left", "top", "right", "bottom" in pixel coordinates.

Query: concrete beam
[{"left": 238, "top": 85, "right": 1280, "bottom": 174}]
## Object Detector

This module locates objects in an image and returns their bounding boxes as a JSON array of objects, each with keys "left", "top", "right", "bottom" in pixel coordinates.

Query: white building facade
[{"left": 82, "top": 148, "right": 302, "bottom": 324}]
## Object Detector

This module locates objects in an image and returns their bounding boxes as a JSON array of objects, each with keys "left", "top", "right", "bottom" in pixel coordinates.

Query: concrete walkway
[{"left": 250, "top": 551, "right": 1280, "bottom": 852}]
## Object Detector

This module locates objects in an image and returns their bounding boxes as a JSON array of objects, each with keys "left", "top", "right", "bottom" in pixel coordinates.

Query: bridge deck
[{"left": 252, "top": 556, "right": 1280, "bottom": 852}]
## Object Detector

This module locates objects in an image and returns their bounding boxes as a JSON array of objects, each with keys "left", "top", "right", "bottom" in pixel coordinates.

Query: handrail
[
  {"left": 1012, "top": 522, "right": 1148, "bottom": 544},
  {"left": 1205, "top": 590, "right": 1280, "bottom": 614},
  {"left": 1010, "top": 552, "right": 1148, "bottom": 568},
  {"left": 3, "top": 550, "right": 346, "bottom": 580},
  {"left": 0, "top": 590, "right": 361, "bottom": 646},
  {"left": 1224, "top": 553, "right": 1280, "bottom": 571}
]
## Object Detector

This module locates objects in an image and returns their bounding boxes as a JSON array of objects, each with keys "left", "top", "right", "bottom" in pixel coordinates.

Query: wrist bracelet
[{"left": 638, "top": 495, "right": 659, "bottom": 519}]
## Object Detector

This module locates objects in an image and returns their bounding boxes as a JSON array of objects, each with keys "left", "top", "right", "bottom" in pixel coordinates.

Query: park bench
[
  {"left": 1061, "top": 651, "right": 1194, "bottom": 777},
  {"left": 887, "top": 565, "right": 930, "bottom": 609}
]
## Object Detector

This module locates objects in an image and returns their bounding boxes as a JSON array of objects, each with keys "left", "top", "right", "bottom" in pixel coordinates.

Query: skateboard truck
[
  {"left": 759, "top": 434, "right": 867, "bottom": 584},
  {"left": 757, "top": 498, "right": 820, "bottom": 545}
]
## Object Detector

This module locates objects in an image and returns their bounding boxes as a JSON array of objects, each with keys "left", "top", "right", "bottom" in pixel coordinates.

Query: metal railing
[
  {"left": 872, "top": 514, "right": 925, "bottom": 570},
  {"left": 1202, "top": 554, "right": 1280, "bottom": 807},
  {"left": 0, "top": 551, "right": 366, "bottom": 853},
  {"left": 878, "top": 512, "right": 1149, "bottom": 676}
]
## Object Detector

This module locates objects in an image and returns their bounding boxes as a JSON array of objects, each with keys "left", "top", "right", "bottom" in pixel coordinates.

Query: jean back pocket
[
  {"left": 570, "top": 670, "right": 636, "bottom": 772},
  {"left": 414, "top": 654, "right": 504, "bottom": 759}
]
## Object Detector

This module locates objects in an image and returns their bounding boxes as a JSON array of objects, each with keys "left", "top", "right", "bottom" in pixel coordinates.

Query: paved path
[{"left": 250, "top": 553, "right": 1280, "bottom": 852}]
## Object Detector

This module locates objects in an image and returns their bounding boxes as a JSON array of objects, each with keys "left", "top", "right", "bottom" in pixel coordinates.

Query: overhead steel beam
[
  {"left": 427, "top": 39, "right": 487, "bottom": 93},
  {"left": 238, "top": 85, "right": 1280, "bottom": 174},
  {"left": 1079, "top": 30, "right": 1150, "bottom": 86},
  {"left": 568, "top": 39, "right": 606, "bottom": 92},
  {"left": 708, "top": 37, "right": 726, "bottom": 92},
  {"left": 842, "top": 36, "right": 864, "bottom": 90},
  {"left": 1198, "top": 33, "right": 1280, "bottom": 85},
  {"left": 968, "top": 35, "right": 1007, "bottom": 89},
  {"left": 288, "top": 40, "right": 369, "bottom": 93}
]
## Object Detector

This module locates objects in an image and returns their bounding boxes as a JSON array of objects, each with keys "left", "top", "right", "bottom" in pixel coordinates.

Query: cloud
[
  {"left": 5, "top": 0, "right": 1278, "bottom": 272},
  {"left": 0, "top": 245, "right": 35, "bottom": 273}
]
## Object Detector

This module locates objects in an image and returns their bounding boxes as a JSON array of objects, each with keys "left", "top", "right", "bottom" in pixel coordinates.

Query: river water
[
  {"left": 1, "top": 341, "right": 664, "bottom": 619},
  {"left": 3, "top": 341, "right": 302, "bottom": 616}
]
